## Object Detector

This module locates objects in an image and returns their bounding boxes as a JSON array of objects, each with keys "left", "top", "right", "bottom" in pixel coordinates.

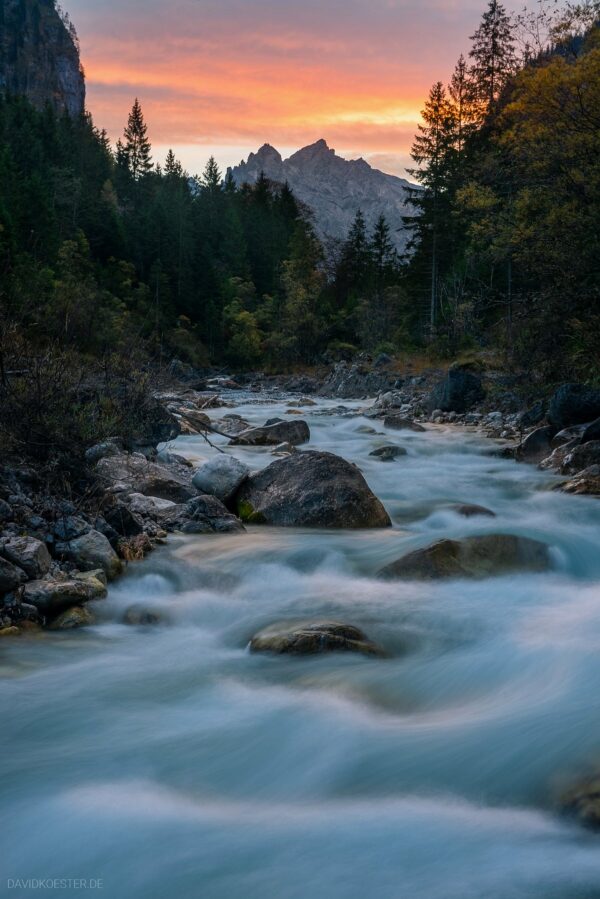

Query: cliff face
[
  {"left": 229, "top": 139, "right": 417, "bottom": 253},
  {"left": 0, "top": 0, "right": 85, "bottom": 117}
]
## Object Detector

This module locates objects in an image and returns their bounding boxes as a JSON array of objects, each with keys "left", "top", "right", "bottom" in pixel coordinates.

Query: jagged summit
[{"left": 229, "top": 140, "right": 416, "bottom": 252}]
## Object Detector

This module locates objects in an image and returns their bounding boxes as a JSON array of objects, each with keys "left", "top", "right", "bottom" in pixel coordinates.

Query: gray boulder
[
  {"left": 582, "top": 418, "right": 600, "bottom": 444},
  {"left": 0, "top": 536, "right": 51, "bottom": 579},
  {"left": 24, "top": 574, "right": 107, "bottom": 616},
  {"left": 369, "top": 445, "right": 408, "bottom": 461},
  {"left": 95, "top": 453, "right": 196, "bottom": 503},
  {"left": 192, "top": 456, "right": 250, "bottom": 503},
  {"left": 230, "top": 419, "right": 310, "bottom": 447},
  {"left": 85, "top": 438, "right": 123, "bottom": 465},
  {"left": 235, "top": 451, "right": 391, "bottom": 528},
  {"left": 515, "top": 426, "right": 555, "bottom": 464},
  {"left": 557, "top": 466, "right": 600, "bottom": 497},
  {"left": 162, "top": 495, "right": 245, "bottom": 534},
  {"left": 548, "top": 384, "right": 600, "bottom": 430},
  {"left": 379, "top": 534, "right": 550, "bottom": 580},
  {"left": 56, "top": 529, "right": 123, "bottom": 580},
  {"left": 49, "top": 606, "right": 95, "bottom": 630},
  {"left": 450, "top": 504, "right": 496, "bottom": 518},
  {"left": 561, "top": 441, "right": 600, "bottom": 475},
  {"left": 428, "top": 367, "right": 486, "bottom": 413},
  {"left": 560, "top": 774, "right": 600, "bottom": 830},
  {"left": 249, "top": 620, "right": 384, "bottom": 656}
]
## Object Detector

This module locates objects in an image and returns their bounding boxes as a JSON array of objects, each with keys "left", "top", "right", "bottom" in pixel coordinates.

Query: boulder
[
  {"left": 126, "top": 494, "right": 178, "bottom": 516},
  {"left": 383, "top": 416, "right": 425, "bottom": 432},
  {"left": 85, "top": 438, "right": 123, "bottom": 465},
  {"left": 56, "top": 529, "right": 123, "bottom": 580},
  {"left": 103, "top": 502, "right": 145, "bottom": 538},
  {"left": 53, "top": 515, "right": 90, "bottom": 541},
  {"left": 162, "top": 495, "right": 245, "bottom": 534},
  {"left": 560, "top": 775, "right": 600, "bottom": 830},
  {"left": 561, "top": 441, "right": 600, "bottom": 475},
  {"left": 24, "top": 575, "right": 107, "bottom": 617},
  {"left": 379, "top": 534, "right": 550, "bottom": 580},
  {"left": 235, "top": 451, "right": 391, "bottom": 528},
  {"left": 515, "top": 426, "right": 555, "bottom": 464},
  {"left": 428, "top": 367, "right": 486, "bottom": 414},
  {"left": 551, "top": 425, "right": 586, "bottom": 448},
  {"left": 95, "top": 453, "right": 196, "bottom": 503},
  {"left": 249, "top": 620, "right": 383, "bottom": 656},
  {"left": 517, "top": 401, "right": 546, "bottom": 429},
  {"left": 582, "top": 418, "right": 600, "bottom": 444},
  {"left": 123, "top": 605, "right": 164, "bottom": 626},
  {"left": 557, "top": 466, "right": 600, "bottom": 497},
  {"left": 450, "top": 504, "right": 496, "bottom": 518},
  {"left": 548, "top": 384, "right": 600, "bottom": 431},
  {"left": 49, "top": 606, "right": 95, "bottom": 630},
  {"left": 270, "top": 442, "right": 298, "bottom": 456},
  {"left": 230, "top": 419, "right": 310, "bottom": 447},
  {"left": 0, "top": 556, "right": 27, "bottom": 594},
  {"left": 369, "top": 445, "right": 408, "bottom": 462},
  {"left": 126, "top": 399, "right": 180, "bottom": 451},
  {"left": 192, "top": 456, "right": 250, "bottom": 503},
  {"left": 0, "top": 536, "right": 51, "bottom": 579}
]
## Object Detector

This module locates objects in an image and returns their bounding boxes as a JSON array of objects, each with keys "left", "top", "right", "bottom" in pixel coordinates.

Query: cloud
[{"left": 66, "top": 0, "right": 524, "bottom": 175}]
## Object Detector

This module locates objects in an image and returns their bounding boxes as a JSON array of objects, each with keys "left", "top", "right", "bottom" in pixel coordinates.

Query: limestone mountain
[
  {"left": 0, "top": 0, "right": 85, "bottom": 117},
  {"left": 229, "top": 139, "right": 416, "bottom": 253}
]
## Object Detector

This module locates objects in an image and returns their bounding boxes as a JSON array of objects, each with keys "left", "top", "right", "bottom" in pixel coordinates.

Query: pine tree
[
  {"left": 449, "top": 54, "right": 477, "bottom": 156},
  {"left": 202, "top": 156, "right": 222, "bottom": 192},
  {"left": 469, "top": 1, "right": 517, "bottom": 118},
  {"left": 164, "top": 149, "right": 183, "bottom": 178},
  {"left": 122, "top": 98, "right": 152, "bottom": 180}
]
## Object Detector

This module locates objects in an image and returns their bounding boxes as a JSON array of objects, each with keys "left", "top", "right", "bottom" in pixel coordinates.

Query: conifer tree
[
  {"left": 469, "top": 1, "right": 517, "bottom": 118},
  {"left": 202, "top": 156, "right": 222, "bottom": 192},
  {"left": 122, "top": 98, "right": 153, "bottom": 180}
]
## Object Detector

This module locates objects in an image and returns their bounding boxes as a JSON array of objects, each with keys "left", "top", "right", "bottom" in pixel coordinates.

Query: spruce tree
[
  {"left": 122, "top": 98, "right": 153, "bottom": 180},
  {"left": 202, "top": 156, "right": 222, "bottom": 192},
  {"left": 469, "top": 1, "right": 517, "bottom": 117}
]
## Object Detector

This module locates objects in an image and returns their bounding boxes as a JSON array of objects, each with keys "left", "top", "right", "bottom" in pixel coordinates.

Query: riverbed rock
[
  {"left": 163, "top": 495, "right": 245, "bottom": 534},
  {"left": 450, "top": 504, "right": 496, "bottom": 518},
  {"left": 126, "top": 493, "right": 178, "bottom": 517},
  {"left": 369, "top": 445, "right": 408, "bottom": 461},
  {"left": 56, "top": 529, "right": 123, "bottom": 580},
  {"left": 249, "top": 620, "right": 384, "bottom": 656},
  {"left": 270, "top": 442, "right": 298, "bottom": 456},
  {"left": 379, "top": 534, "right": 550, "bottom": 580},
  {"left": 561, "top": 441, "right": 600, "bottom": 475},
  {"left": 85, "top": 438, "right": 124, "bottom": 465},
  {"left": 230, "top": 419, "right": 310, "bottom": 447},
  {"left": 24, "top": 574, "right": 107, "bottom": 616},
  {"left": 0, "top": 536, "right": 51, "bottom": 580},
  {"left": 0, "top": 556, "right": 27, "bottom": 594},
  {"left": 428, "top": 366, "right": 486, "bottom": 414},
  {"left": 49, "top": 606, "right": 95, "bottom": 630},
  {"left": 515, "top": 426, "right": 555, "bottom": 464},
  {"left": 103, "top": 502, "right": 146, "bottom": 538},
  {"left": 581, "top": 418, "right": 600, "bottom": 444},
  {"left": 235, "top": 451, "right": 391, "bottom": 528},
  {"left": 548, "top": 384, "right": 600, "bottom": 431},
  {"left": 551, "top": 425, "right": 586, "bottom": 448},
  {"left": 560, "top": 775, "right": 600, "bottom": 830},
  {"left": 192, "top": 456, "right": 250, "bottom": 503},
  {"left": 123, "top": 605, "right": 164, "bottom": 626},
  {"left": 557, "top": 466, "right": 600, "bottom": 496},
  {"left": 95, "top": 453, "right": 196, "bottom": 503},
  {"left": 383, "top": 415, "right": 426, "bottom": 432}
]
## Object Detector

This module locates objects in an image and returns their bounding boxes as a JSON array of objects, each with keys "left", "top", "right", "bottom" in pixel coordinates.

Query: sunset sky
[{"left": 65, "top": 0, "right": 522, "bottom": 178}]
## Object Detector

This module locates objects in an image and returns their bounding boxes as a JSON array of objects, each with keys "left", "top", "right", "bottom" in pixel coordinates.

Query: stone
[
  {"left": 0, "top": 536, "right": 51, "bottom": 579},
  {"left": 356, "top": 425, "right": 377, "bottom": 434},
  {"left": 192, "top": 456, "right": 250, "bottom": 503},
  {"left": 582, "top": 418, "right": 600, "bottom": 444},
  {"left": 450, "top": 504, "right": 496, "bottom": 518},
  {"left": 163, "top": 495, "right": 245, "bottom": 534},
  {"left": 0, "top": 626, "right": 20, "bottom": 638},
  {"left": 126, "top": 494, "right": 178, "bottom": 516},
  {"left": 85, "top": 438, "right": 123, "bottom": 465},
  {"left": 53, "top": 516, "right": 90, "bottom": 541},
  {"left": 557, "top": 466, "right": 600, "bottom": 496},
  {"left": 49, "top": 606, "right": 95, "bottom": 630},
  {"left": 561, "top": 441, "right": 600, "bottom": 475},
  {"left": 123, "top": 605, "right": 164, "bottom": 626},
  {"left": 270, "top": 442, "right": 298, "bottom": 456},
  {"left": 383, "top": 415, "right": 426, "bottom": 432},
  {"left": 560, "top": 775, "right": 600, "bottom": 830},
  {"left": 369, "top": 445, "right": 408, "bottom": 462},
  {"left": 95, "top": 453, "right": 196, "bottom": 503},
  {"left": 0, "top": 557, "right": 27, "bottom": 594},
  {"left": 230, "top": 419, "right": 310, "bottom": 447},
  {"left": 548, "top": 384, "right": 600, "bottom": 431},
  {"left": 249, "top": 620, "right": 384, "bottom": 656},
  {"left": 287, "top": 398, "right": 316, "bottom": 407},
  {"left": 103, "top": 502, "right": 146, "bottom": 537},
  {"left": 379, "top": 535, "right": 550, "bottom": 580},
  {"left": 428, "top": 367, "right": 486, "bottom": 414},
  {"left": 56, "top": 529, "right": 123, "bottom": 580},
  {"left": 515, "top": 426, "right": 555, "bottom": 464},
  {"left": 517, "top": 401, "right": 546, "bottom": 429},
  {"left": 236, "top": 450, "right": 391, "bottom": 528},
  {"left": 0, "top": 499, "right": 12, "bottom": 522},
  {"left": 24, "top": 575, "right": 107, "bottom": 617}
]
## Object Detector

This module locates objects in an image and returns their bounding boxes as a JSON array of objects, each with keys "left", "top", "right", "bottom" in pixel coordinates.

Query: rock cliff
[
  {"left": 0, "top": 0, "right": 85, "bottom": 117},
  {"left": 229, "top": 139, "right": 417, "bottom": 253}
]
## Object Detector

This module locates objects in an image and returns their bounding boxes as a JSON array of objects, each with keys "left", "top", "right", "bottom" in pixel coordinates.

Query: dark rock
[
  {"left": 53, "top": 515, "right": 90, "bottom": 542},
  {"left": 249, "top": 620, "right": 384, "bottom": 656},
  {"left": 517, "top": 401, "right": 546, "bottom": 429},
  {"left": 230, "top": 420, "right": 310, "bottom": 447},
  {"left": 548, "top": 384, "right": 600, "bottom": 431},
  {"left": 85, "top": 439, "right": 124, "bottom": 465},
  {"left": 163, "top": 495, "right": 245, "bottom": 534},
  {"left": 0, "top": 499, "right": 12, "bottom": 522},
  {"left": 0, "top": 557, "right": 27, "bottom": 595},
  {"left": 55, "top": 529, "right": 123, "bottom": 580},
  {"left": 24, "top": 574, "right": 107, "bottom": 617},
  {"left": 123, "top": 605, "right": 164, "bottom": 626},
  {"left": 560, "top": 775, "right": 600, "bottom": 830},
  {"left": 374, "top": 353, "right": 393, "bottom": 368},
  {"left": 560, "top": 441, "right": 600, "bottom": 475},
  {"left": 104, "top": 502, "right": 146, "bottom": 538},
  {"left": 556, "top": 466, "right": 600, "bottom": 497},
  {"left": 125, "top": 400, "right": 181, "bottom": 452},
  {"left": 0, "top": 536, "right": 51, "bottom": 579},
  {"left": 450, "top": 504, "right": 496, "bottom": 518},
  {"left": 428, "top": 367, "right": 486, "bottom": 414},
  {"left": 515, "top": 426, "right": 555, "bottom": 464},
  {"left": 235, "top": 450, "right": 391, "bottom": 528},
  {"left": 95, "top": 453, "right": 196, "bottom": 503},
  {"left": 49, "top": 606, "right": 95, "bottom": 631},
  {"left": 383, "top": 415, "right": 426, "bottom": 432},
  {"left": 369, "top": 445, "right": 408, "bottom": 461},
  {"left": 551, "top": 425, "right": 586, "bottom": 448},
  {"left": 379, "top": 535, "right": 550, "bottom": 580},
  {"left": 582, "top": 418, "right": 600, "bottom": 444}
]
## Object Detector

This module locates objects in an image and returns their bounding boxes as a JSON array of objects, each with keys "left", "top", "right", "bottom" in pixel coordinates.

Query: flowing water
[{"left": 2, "top": 395, "right": 600, "bottom": 898}]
